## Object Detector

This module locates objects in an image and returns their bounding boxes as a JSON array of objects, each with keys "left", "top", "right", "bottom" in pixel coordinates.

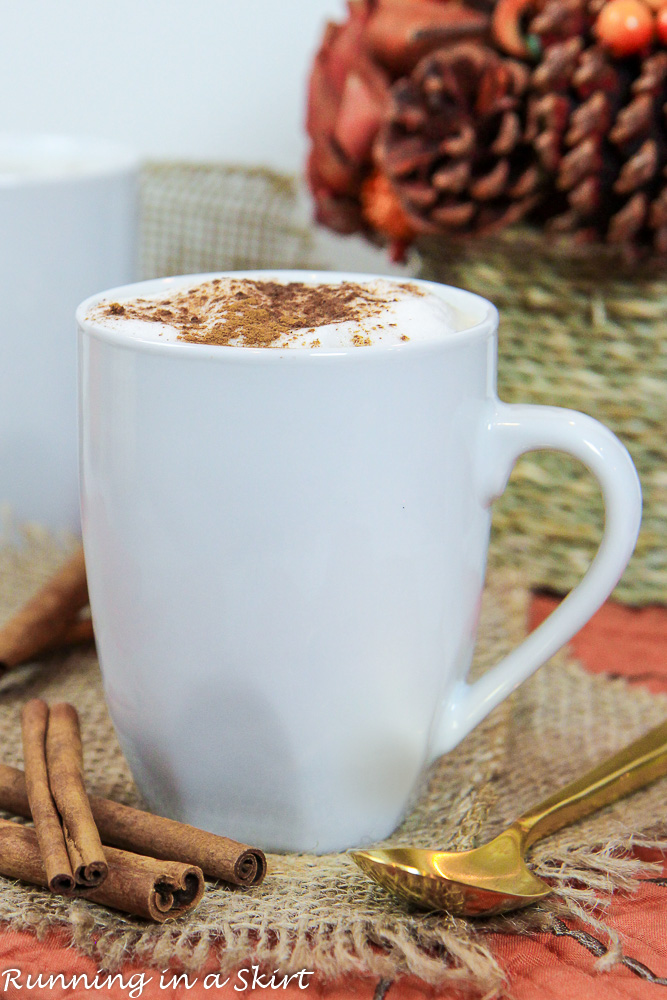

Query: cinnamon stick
[
  {"left": 41, "top": 617, "right": 95, "bottom": 656},
  {"left": 0, "top": 761, "right": 266, "bottom": 887},
  {"left": 21, "top": 700, "right": 107, "bottom": 893},
  {"left": 0, "top": 547, "right": 89, "bottom": 671},
  {"left": 20, "top": 699, "right": 76, "bottom": 894},
  {"left": 88, "top": 795, "right": 267, "bottom": 887},
  {"left": 45, "top": 702, "right": 107, "bottom": 888},
  {"left": 0, "top": 819, "right": 204, "bottom": 921}
]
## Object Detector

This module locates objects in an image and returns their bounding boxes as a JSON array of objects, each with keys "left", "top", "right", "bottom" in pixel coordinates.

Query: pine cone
[
  {"left": 306, "top": 0, "right": 492, "bottom": 248},
  {"left": 523, "top": 0, "right": 667, "bottom": 254},
  {"left": 375, "top": 43, "right": 541, "bottom": 236}
]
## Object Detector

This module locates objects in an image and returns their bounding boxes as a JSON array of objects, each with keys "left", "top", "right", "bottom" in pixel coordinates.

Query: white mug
[
  {"left": 77, "top": 271, "right": 641, "bottom": 853},
  {"left": 0, "top": 134, "right": 139, "bottom": 533}
]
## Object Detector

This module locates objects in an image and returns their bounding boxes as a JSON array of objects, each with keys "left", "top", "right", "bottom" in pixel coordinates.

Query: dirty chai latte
[{"left": 88, "top": 277, "right": 458, "bottom": 348}]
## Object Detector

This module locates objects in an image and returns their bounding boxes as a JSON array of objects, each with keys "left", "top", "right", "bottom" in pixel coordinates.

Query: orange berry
[
  {"left": 657, "top": 4, "right": 667, "bottom": 38},
  {"left": 595, "top": 0, "right": 654, "bottom": 56}
]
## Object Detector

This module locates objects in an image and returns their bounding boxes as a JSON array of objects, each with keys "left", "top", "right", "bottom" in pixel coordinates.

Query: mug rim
[
  {"left": 76, "top": 270, "right": 498, "bottom": 362},
  {"left": 0, "top": 133, "right": 139, "bottom": 187}
]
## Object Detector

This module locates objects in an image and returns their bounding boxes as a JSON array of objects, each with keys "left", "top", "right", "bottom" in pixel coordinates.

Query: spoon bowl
[
  {"left": 350, "top": 720, "right": 667, "bottom": 916},
  {"left": 351, "top": 827, "right": 551, "bottom": 916}
]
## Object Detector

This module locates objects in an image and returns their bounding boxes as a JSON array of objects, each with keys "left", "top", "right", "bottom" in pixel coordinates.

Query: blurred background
[
  {"left": 0, "top": 0, "right": 404, "bottom": 273},
  {"left": 0, "top": 0, "right": 335, "bottom": 168}
]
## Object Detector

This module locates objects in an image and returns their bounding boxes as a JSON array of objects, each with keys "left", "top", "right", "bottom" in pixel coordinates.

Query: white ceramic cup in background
[
  {"left": 77, "top": 271, "right": 642, "bottom": 853},
  {"left": 0, "top": 134, "right": 139, "bottom": 533}
]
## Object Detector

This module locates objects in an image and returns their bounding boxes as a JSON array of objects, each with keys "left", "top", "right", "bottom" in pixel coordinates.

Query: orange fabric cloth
[
  {"left": 0, "top": 595, "right": 665, "bottom": 998},
  {"left": 529, "top": 593, "right": 667, "bottom": 693}
]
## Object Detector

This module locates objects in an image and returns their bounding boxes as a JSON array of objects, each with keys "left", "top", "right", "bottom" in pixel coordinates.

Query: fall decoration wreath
[{"left": 306, "top": 0, "right": 667, "bottom": 261}]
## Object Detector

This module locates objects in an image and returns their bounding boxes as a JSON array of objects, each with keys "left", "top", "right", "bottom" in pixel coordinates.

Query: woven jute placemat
[
  {"left": 0, "top": 532, "right": 665, "bottom": 995},
  {"left": 419, "top": 230, "right": 667, "bottom": 607},
  {"left": 140, "top": 163, "right": 315, "bottom": 280}
]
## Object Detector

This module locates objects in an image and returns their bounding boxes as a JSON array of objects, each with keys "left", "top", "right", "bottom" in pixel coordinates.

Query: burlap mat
[
  {"left": 0, "top": 533, "right": 665, "bottom": 995},
  {"left": 140, "top": 163, "right": 315, "bottom": 279}
]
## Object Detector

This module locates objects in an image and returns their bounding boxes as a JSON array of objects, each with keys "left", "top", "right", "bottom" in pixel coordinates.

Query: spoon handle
[{"left": 516, "top": 719, "right": 667, "bottom": 848}]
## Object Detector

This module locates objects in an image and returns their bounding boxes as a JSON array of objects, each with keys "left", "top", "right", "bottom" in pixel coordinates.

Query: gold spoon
[{"left": 350, "top": 719, "right": 667, "bottom": 917}]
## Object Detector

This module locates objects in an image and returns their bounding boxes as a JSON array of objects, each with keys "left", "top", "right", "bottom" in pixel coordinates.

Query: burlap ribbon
[{"left": 0, "top": 532, "right": 665, "bottom": 992}]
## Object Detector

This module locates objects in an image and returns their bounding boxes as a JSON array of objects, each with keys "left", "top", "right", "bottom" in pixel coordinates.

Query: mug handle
[{"left": 432, "top": 401, "right": 642, "bottom": 755}]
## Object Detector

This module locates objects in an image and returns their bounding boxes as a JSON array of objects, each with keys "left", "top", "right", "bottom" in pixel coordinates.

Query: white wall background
[
  {"left": 0, "top": 0, "right": 409, "bottom": 273},
  {"left": 0, "top": 1, "right": 342, "bottom": 169}
]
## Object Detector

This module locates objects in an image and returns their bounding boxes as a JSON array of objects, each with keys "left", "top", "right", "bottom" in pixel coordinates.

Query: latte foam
[{"left": 87, "top": 277, "right": 458, "bottom": 348}]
